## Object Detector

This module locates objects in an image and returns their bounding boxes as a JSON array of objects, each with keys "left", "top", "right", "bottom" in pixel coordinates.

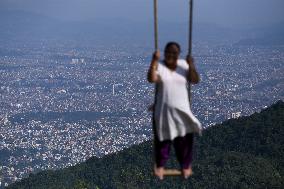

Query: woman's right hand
[
  {"left": 148, "top": 50, "right": 161, "bottom": 83},
  {"left": 152, "top": 50, "right": 160, "bottom": 62}
]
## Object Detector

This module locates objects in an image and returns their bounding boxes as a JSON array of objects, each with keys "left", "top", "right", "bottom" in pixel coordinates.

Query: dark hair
[{"left": 164, "top": 42, "right": 181, "bottom": 53}]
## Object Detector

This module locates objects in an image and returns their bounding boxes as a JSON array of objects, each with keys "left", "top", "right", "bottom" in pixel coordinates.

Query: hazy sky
[{"left": 1, "top": 0, "right": 284, "bottom": 28}]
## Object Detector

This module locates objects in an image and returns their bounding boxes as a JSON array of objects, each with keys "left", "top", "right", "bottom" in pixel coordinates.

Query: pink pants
[{"left": 154, "top": 133, "right": 194, "bottom": 169}]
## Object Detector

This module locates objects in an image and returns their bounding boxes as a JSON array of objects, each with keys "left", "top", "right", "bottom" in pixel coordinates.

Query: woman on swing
[{"left": 147, "top": 42, "right": 202, "bottom": 180}]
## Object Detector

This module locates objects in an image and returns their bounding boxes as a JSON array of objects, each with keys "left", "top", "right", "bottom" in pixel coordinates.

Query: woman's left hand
[{"left": 186, "top": 55, "right": 194, "bottom": 67}]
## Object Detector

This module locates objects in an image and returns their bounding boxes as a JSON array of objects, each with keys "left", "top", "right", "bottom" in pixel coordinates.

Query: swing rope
[
  {"left": 188, "top": 0, "right": 193, "bottom": 56},
  {"left": 154, "top": 0, "right": 158, "bottom": 51},
  {"left": 152, "top": 0, "right": 194, "bottom": 177},
  {"left": 188, "top": 0, "right": 193, "bottom": 103},
  {"left": 153, "top": 0, "right": 193, "bottom": 54}
]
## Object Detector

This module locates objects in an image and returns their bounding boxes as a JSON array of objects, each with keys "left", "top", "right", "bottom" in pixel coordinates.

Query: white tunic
[{"left": 154, "top": 59, "right": 202, "bottom": 141}]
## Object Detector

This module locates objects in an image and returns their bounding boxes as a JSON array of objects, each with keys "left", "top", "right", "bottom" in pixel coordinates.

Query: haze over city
[{"left": 1, "top": 0, "right": 284, "bottom": 28}]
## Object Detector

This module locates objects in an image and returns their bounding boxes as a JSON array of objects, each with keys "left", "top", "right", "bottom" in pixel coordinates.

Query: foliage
[{"left": 7, "top": 101, "right": 284, "bottom": 189}]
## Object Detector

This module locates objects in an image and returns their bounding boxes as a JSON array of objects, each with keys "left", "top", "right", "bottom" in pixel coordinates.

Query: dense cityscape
[{"left": 0, "top": 40, "right": 283, "bottom": 188}]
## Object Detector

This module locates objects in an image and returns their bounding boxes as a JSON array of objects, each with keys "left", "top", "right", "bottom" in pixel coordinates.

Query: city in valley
[{"left": 0, "top": 40, "right": 283, "bottom": 187}]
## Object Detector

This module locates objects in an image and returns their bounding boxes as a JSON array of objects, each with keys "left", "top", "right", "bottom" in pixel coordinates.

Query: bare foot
[
  {"left": 182, "top": 167, "right": 193, "bottom": 179},
  {"left": 154, "top": 166, "right": 165, "bottom": 180}
]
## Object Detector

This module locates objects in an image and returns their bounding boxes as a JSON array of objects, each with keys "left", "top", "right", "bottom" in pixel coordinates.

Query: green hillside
[{"left": 7, "top": 101, "right": 284, "bottom": 189}]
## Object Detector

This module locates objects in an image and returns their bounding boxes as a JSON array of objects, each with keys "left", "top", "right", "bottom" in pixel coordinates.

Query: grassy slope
[{"left": 7, "top": 101, "right": 284, "bottom": 189}]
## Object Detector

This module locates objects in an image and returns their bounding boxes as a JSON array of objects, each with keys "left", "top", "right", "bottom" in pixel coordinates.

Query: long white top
[{"left": 154, "top": 59, "right": 202, "bottom": 141}]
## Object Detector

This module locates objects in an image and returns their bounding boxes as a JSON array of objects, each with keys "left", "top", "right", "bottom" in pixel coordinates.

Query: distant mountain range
[
  {"left": 234, "top": 22, "right": 284, "bottom": 46},
  {"left": 6, "top": 100, "right": 284, "bottom": 189},
  {"left": 1, "top": 10, "right": 283, "bottom": 46}
]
